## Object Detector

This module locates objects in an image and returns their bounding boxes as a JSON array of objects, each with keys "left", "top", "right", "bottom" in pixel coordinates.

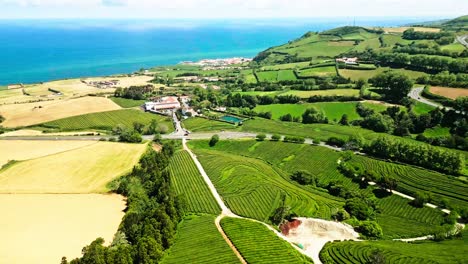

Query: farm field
[
  {"left": 0, "top": 194, "right": 125, "bottom": 264},
  {"left": 0, "top": 140, "right": 95, "bottom": 167},
  {"left": 221, "top": 217, "right": 312, "bottom": 263},
  {"left": 296, "top": 66, "right": 336, "bottom": 78},
  {"left": 320, "top": 230, "right": 468, "bottom": 264},
  {"left": 282, "top": 89, "right": 360, "bottom": 98},
  {"left": 161, "top": 215, "right": 239, "bottom": 264},
  {"left": 375, "top": 193, "right": 445, "bottom": 239},
  {"left": 168, "top": 151, "right": 220, "bottom": 214},
  {"left": 261, "top": 62, "right": 310, "bottom": 70},
  {"left": 240, "top": 69, "right": 257, "bottom": 84},
  {"left": 423, "top": 126, "right": 451, "bottom": 138},
  {"left": 429, "top": 86, "right": 468, "bottom": 100},
  {"left": 189, "top": 140, "right": 343, "bottom": 221},
  {"left": 183, "top": 117, "right": 240, "bottom": 132},
  {"left": 339, "top": 67, "right": 427, "bottom": 81},
  {"left": 42, "top": 109, "right": 173, "bottom": 132},
  {"left": 350, "top": 155, "right": 468, "bottom": 208},
  {"left": 254, "top": 102, "right": 361, "bottom": 121},
  {"left": 0, "top": 96, "right": 121, "bottom": 127},
  {"left": 441, "top": 42, "right": 466, "bottom": 53},
  {"left": 277, "top": 70, "right": 298, "bottom": 81},
  {"left": 0, "top": 141, "right": 147, "bottom": 193},
  {"left": 110, "top": 97, "right": 146, "bottom": 108},
  {"left": 255, "top": 71, "right": 278, "bottom": 82},
  {"left": 379, "top": 26, "right": 441, "bottom": 33}
]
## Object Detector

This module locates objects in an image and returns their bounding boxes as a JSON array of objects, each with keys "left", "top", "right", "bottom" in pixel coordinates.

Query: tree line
[
  {"left": 64, "top": 142, "right": 185, "bottom": 264},
  {"left": 114, "top": 85, "right": 154, "bottom": 100},
  {"left": 376, "top": 52, "right": 467, "bottom": 73}
]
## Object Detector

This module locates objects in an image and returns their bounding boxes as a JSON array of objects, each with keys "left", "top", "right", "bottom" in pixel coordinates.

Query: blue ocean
[{"left": 0, "top": 18, "right": 438, "bottom": 85}]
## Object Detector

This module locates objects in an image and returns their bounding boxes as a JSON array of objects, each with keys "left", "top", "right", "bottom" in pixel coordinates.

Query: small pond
[{"left": 220, "top": 115, "right": 243, "bottom": 123}]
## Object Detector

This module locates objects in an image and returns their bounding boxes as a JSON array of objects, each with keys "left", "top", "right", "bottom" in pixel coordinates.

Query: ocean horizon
[{"left": 0, "top": 17, "right": 446, "bottom": 85}]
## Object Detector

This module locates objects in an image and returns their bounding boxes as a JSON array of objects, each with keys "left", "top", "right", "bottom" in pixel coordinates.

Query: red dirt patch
[
  {"left": 280, "top": 219, "right": 302, "bottom": 235},
  {"left": 430, "top": 86, "right": 468, "bottom": 100}
]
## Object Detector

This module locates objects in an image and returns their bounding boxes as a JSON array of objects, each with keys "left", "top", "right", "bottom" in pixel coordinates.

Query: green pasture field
[
  {"left": 183, "top": 117, "right": 240, "bottom": 132},
  {"left": 276, "top": 41, "right": 355, "bottom": 58},
  {"left": 221, "top": 217, "right": 312, "bottom": 263},
  {"left": 380, "top": 35, "right": 412, "bottom": 48},
  {"left": 262, "top": 62, "right": 310, "bottom": 70},
  {"left": 339, "top": 67, "right": 428, "bottom": 81},
  {"left": 277, "top": 70, "right": 298, "bottom": 81},
  {"left": 188, "top": 140, "right": 343, "bottom": 221},
  {"left": 240, "top": 69, "right": 257, "bottom": 84},
  {"left": 411, "top": 100, "right": 436, "bottom": 115},
  {"left": 282, "top": 89, "right": 360, "bottom": 98},
  {"left": 254, "top": 102, "right": 361, "bottom": 121},
  {"left": 422, "top": 126, "right": 451, "bottom": 138},
  {"left": 320, "top": 230, "right": 468, "bottom": 264},
  {"left": 351, "top": 38, "right": 381, "bottom": 52},
  {"left": 256, "top": 71, "right": 278, "bottom": 82},
  {"left": 296, "top": 66, "right": 337, "bottom": 78},
  {"left": 161, "top": 215, "right": 239, "bottom": 264},
  {"left": 169, "top": 151, "right": 220, "bottom": 214},
  {"left": 440, "top": 42, "right": 466, "bottom": 53},
  {"left": 42, "top": 109, "right": 174, "bottom": 132},
  {"left": 110, "top": 97, "right": 146, "bottom": 108}
]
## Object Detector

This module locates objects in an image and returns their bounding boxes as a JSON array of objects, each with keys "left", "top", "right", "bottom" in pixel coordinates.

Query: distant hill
[{"left": 441, "top": 15, "right": 468, "bottom": 30}]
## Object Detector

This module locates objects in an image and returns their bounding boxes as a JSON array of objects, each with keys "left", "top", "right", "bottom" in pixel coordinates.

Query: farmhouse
[
  {"left": 145, "top": 96, "right": 181, "bottom": 113},
  {"left": 336, "top": 57, "right": 359, "bottom": 65}
]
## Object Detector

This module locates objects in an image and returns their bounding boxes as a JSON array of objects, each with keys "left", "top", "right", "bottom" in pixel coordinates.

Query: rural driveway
[
  {"left": 408, "top": 87, "right": 443, "bottom": 108},
  {"left": 457, "top": 35, "right": 468, "bottom": 47}
]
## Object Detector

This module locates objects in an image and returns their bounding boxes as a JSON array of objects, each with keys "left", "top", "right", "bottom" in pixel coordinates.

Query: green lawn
[
  {"left": 161, "top": 215, "right": 239, "bottom": 264},
  {"left": 221, "top": 217, "right": 312, "bottom": 263},
  {"left": 183, "top": 117, "right": 240, "bottom": 132},
  {"left": 168, "top": 150, "right": 221, "bottom": 214},
  {"left": 240, "top": 69, "right": 257, "bottom": 84},
  {"left": 254, "top": 102, "right": 361, "bottom": 122},
  {"left": 188, "top": 140, "right": 343, "bottom": 221},
  {"left": 110, "top": 97, "right": 146, "bottom": 108},
  {"left": 296, "top": 66, "right": 337, "bottom": 78},
  {"left": 320, "top": 230, "right": 468, "bottom": 264},
  {"left": 411, "top": 100, "right": 436, "bottom": 115},
  {"left": 441, "top": 42, "right": 466, "bottom": 53},
  {"left": 42, "top": 109, "right": 174, "bottom": 132}
]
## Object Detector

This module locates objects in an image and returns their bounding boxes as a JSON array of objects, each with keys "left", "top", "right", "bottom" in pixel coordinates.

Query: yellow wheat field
[
  {"left": 0, "top": 141, "right": 147, "bottom": 193},
  {"left": 0, "top": 96, "right": 121, "bottom": 127}
]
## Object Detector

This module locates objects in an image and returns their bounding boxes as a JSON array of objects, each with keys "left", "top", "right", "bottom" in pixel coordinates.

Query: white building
[{"left": 145, "top": 96, "right": 181, "bottom": 112}]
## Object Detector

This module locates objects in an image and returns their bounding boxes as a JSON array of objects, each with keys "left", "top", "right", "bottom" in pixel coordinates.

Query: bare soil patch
[
  {"left": 283, "top": 217, "right": 359, "bottom": 264},
  {"left": 0, "top": 194, "right": 125, "bottom": 264},
  {"left": 381, "top": 27, "right": 441, "bottom": 33},
  {"left": 430, "top": 86, "right": 468, "bottom": 100}
]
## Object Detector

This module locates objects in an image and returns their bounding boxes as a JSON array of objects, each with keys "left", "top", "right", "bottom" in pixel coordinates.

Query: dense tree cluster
[
  {"left": 302, "top": 107, "right": 328, "bottom": 124},
  {"left": 371, "top": 71, "right": 413, "bottom": 103},
  {"left": 365, "top": 136, "right": 465, "bottom": 174},
  {"left": 402, "top": 29, "right": 454, "bottom": 42},
  {"left": 114, "top": 85, "right": 154, "bottom": 100},
  {"left": 377, "top": 53, "right": 467, "bottom": 73},
  {"left": 67, "top": 142, "right": 185, "bottom": 264},
  {"left": 393, "top": 43, "right": 466, "bottom": 58},
  {"left": 417, "top": 72, "right": 468, "bottom": 88}
]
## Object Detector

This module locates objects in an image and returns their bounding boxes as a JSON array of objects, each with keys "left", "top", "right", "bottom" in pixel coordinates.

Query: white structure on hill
[{"left": 145, "top": 96, "right": 181, "bottom": 112}]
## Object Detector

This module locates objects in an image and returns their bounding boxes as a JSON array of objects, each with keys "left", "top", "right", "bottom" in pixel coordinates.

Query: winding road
[
  {"left": 456, "top": 35, "right": 468, "bottom": 48},
  {"left": 408, "top": 87, "right": 442, "bottom": 108}
]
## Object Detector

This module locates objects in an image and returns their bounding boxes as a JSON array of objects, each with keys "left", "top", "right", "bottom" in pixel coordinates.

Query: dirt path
[{"left": 215, "top": 215, "right": 247, "bottom": 264}]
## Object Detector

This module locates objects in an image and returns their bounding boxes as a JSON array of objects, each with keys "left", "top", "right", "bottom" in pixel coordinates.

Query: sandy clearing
[
  {"left": 0, "top": 194, "right": 125, "bottom": 264},
  {"left": 0, "top": 140, "right": 97, "bottom": 167},
  {"left": 0, "top": 96, "right": 121, "bottom": 127},
  {"left": 0, "top": 142, "right": 147, "bottom": 193},
  {"left": 284, "top": 217, "right": 359, "bottom": 264},
  {"left": 430, "top": 86, "right": 468, "bottom": 100},
  {"left": 84, "top": 75, "right": 154, "bottom": 88}
]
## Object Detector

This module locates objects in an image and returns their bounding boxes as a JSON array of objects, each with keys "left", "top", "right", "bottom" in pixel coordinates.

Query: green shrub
[
  {"left": 209, "top": 134, "right": 220, "bottom": 147},
  {"left": 256, "top": 134, "right": 267, "bottom": 141},
  {"left": 271, "top": 134, "right": 281, "bottom": 141}
]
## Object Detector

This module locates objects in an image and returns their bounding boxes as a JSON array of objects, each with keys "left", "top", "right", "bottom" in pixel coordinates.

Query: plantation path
[{"left": 182, "top": 138, "right": 311, "bottom": 263}]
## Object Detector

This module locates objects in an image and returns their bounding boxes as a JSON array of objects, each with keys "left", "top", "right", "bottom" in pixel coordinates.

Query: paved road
[
  {"left": 456, "top": 35, "right": 468, "bottom": 48},
  {"left": 408, "top": 87, "right": 443, "bottom": 108}
]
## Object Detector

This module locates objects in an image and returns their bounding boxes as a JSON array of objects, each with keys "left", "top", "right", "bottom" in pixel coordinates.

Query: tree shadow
[{"left": 373, "top": 188, "right": 392, "bottom": 199}]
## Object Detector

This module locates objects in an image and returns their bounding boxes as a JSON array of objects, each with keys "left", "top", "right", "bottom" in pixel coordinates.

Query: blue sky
[{"left": 0, "top": 0, "right": 465, "bottom": 19}]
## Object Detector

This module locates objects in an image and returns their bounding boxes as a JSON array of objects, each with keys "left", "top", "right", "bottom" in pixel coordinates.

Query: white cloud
[{"left": 0, "top": 0, "right": 465, "bottom": 18}]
